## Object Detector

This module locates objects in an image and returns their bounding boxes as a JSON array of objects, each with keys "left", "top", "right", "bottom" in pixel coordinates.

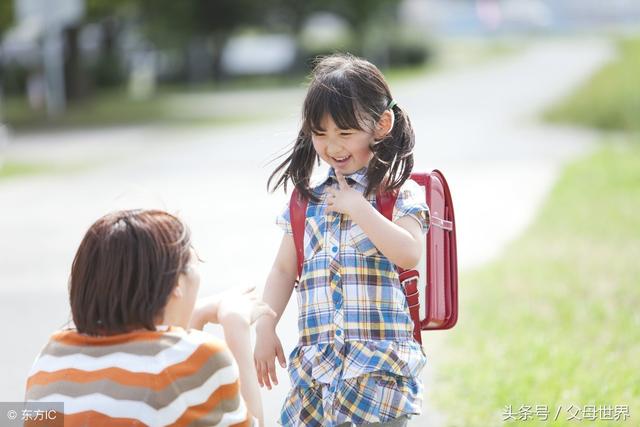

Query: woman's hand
[
  {"left": 217, "top": 286, "right": 276, "bottom": 327},
  {"left": 191, "top": 286, "right": 275, "bottom": 330},
  {"left": 325, "top": 172, "right": 367, "bottom": 217}
]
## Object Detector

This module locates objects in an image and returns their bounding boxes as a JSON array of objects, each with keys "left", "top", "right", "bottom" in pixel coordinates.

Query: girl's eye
[
  {"left": 340, "top": 132, "right": 354, "bottom": 137},
  {"left": 312, "top": 131, "right": 326, "bottom": 137}
]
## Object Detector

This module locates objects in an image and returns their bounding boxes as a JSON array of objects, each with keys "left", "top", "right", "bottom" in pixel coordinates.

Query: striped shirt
[
  {"left": 25, "top": 326, "right": 254, "bottom": 427},
  {"left": 276, "top": 167, "right": 430, "bottom": 426}
]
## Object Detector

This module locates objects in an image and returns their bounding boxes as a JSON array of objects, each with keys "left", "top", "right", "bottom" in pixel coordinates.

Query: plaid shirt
[{"left": 276, "top": 167, "right": 430, "bottom": 426}]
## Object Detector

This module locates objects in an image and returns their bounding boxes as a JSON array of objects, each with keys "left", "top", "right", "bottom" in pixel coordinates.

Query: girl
[
  {"left": 25, "top": 209, "right": 275, "bottom": 426},
  {"left": 254, "top": 54, "right": 430, "bottom": 427}
]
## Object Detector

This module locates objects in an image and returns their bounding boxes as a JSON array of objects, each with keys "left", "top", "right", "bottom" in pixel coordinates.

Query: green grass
[
  {"left": 434, "top": 36, "right": 640, "bottom": 426},
  {"left": 434, "top": 139, "right": 640, "bottom": 426},
  {"left": 0, "top": 160, "right": 90, "bottom": 180},
  {"left": 545, "top": 38, "right": 640, "bottom": 132}
]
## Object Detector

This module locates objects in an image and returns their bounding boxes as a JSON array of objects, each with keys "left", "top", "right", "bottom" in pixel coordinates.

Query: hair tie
[{"left": 387, "top": 99, "right": 397, "bottom": 110}]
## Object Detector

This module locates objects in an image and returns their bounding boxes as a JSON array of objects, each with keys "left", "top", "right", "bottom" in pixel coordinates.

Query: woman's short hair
[{"left": 69, "top": 209, "right": 192, "bottom": 335}]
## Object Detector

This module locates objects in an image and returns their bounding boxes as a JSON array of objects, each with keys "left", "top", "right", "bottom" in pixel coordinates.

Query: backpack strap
[
  {"left": 376, "top": 190, "right": 423, "bottom": 344},
  {"left": 289, "top": 188, "right": 308, "bottom": 280}
]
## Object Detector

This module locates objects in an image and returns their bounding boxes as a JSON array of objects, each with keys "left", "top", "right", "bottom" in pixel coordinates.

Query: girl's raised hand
[{"left": 325, "top": 172, "right": 366, "bottom": 216}]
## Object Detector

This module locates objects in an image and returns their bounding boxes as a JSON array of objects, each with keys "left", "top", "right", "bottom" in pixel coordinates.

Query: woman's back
[{"left": 26, "top": 326, "right": 253, "bottom": 427}]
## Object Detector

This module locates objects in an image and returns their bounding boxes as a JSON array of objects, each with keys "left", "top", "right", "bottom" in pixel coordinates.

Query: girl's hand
[
  {"left": 325, "top": 172, "right": 367, "bottom": 216},
  {"left": 254, "top": 326, "right": 286, "bottom": 390},
  {"left": 217, "top": 286, "right": 276, "bottom": 327}
]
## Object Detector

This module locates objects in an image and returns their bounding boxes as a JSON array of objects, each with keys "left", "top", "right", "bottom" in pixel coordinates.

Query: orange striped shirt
[{"left": 25, "top": 326, "right": 253, "bottom": 426}]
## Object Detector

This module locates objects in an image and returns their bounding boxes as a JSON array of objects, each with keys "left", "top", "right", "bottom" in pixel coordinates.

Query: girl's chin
[{"left": 332, "top": 160, "right": 358, "bottom": 174}]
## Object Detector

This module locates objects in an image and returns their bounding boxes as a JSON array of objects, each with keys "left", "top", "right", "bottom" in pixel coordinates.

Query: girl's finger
[
  {"left": 255, "top": 360, "right": 264, "bottom": 387},
  {"left": 261, "top": 361, "right": 272, "bottom": 389},
  {"left": 276, "top": 343, "right": 287, "bottom": 368},
  {"left": 268, "top": 359, "right": 279, "bottom": 386},
  {"left": 336, "top": 172, "right": 348, "bottom": 189}
]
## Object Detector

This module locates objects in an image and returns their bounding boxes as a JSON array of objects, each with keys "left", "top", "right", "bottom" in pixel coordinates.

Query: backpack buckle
[{"left": 431, "top": 215, "right": 453, "bottom": 231}]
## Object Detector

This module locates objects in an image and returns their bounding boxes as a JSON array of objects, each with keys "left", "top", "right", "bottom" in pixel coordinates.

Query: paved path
[{"left": 0, "top": 38, "right": 612, "bottom": 426}]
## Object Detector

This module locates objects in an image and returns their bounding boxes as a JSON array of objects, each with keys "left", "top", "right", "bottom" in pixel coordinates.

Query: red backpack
[{"left": 289, "top": 170, "right": 458, "bottom": 344}]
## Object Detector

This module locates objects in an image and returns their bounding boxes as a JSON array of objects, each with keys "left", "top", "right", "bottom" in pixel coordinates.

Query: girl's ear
[{"left": 374, "top": 110, "right": 394, "bottom": 140}]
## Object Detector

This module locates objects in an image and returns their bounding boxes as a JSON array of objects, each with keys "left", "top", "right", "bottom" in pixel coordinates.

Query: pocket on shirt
[{"left": 348, "top": 223, "right": 381, "bottom": 257}]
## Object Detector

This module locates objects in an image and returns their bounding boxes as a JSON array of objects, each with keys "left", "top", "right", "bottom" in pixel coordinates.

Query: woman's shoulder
[
  {"left": 35, "top": 327, "right": 233, "bottom": 364},
  {"left": 178, "top": 328, "right": 235, "bottom": 360}
]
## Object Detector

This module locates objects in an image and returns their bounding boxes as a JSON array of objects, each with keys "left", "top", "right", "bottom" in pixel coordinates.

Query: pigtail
[
  {"left": 267, "top": 130, "right": 319, "bottom": 202},
  {"left": 367, "top": 104, "right": 415, "bottom": 196}
]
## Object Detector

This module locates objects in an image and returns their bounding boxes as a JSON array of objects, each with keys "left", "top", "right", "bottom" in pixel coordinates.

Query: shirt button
[
  {"left": 332, "top": 292, "right": 342, "bottom": 304},
  {"left": 335, "top": 329, "right": 342, "bottom": 336},
  {"left": 331, "top": 246, "right": 338, "bottom": 253}
]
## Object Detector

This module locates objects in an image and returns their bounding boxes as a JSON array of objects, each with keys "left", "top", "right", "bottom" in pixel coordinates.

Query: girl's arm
[
  {"left": 257, "top": 233, "right": 297, "bottom": 328},
  {"left": 254, "top": 233, "right": 298, "bottom": 389},
  {"left": 327, "top": 173, "right": 424, "bottom": 269}
]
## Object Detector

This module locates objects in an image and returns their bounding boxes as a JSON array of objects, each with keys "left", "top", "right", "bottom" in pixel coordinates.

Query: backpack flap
[{"left": 418, "top": 170, "right": 458, "bottom": 330}]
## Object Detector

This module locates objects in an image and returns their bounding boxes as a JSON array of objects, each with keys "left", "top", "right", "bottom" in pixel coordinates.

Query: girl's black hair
[{"left": 268, "top": 53, "right": 415, "bottom": 202}]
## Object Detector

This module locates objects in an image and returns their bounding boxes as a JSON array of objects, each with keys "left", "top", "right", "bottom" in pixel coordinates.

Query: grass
[
  {"left": 545, "top": 37, "right": 640, "bottom": 132},
  {"left": 433, "top": 36, "right": 640, "bottom": 426},
  {"left": 0, "top": 160, "right": 89, "bottom": 180},
  {"left": 434, "top": 140, "right": 640, "bottom": 426}
]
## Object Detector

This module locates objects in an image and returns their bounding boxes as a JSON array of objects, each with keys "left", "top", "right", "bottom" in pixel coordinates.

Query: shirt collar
[{"left": 323, "top": 167, "right": 369, "bottom": 188}]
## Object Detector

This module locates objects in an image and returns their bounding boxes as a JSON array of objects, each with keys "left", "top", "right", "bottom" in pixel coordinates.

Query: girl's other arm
[
  {"left": 351, "top": 203, "right": 423, "bottom": 269},
  {"left": 254, "top": 233, "right": 297, "bottom": 389},
  {"left": 327, "top": 173, "right": 424, "bottom": 269}
]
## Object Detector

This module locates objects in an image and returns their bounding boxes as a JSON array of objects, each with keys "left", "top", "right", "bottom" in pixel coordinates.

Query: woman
[{"left": 25, "top": 209, "right": 273, "bottom": 426}]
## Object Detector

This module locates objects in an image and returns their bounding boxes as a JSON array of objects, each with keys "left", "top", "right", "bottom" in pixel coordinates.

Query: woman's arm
[
  {"left": 220, "top": 316, "right": 264, "bottom": 426},
  {"left": 326, "top": 173, "right": 424, "bottom": 269},
  {"left": 192, "top": 288, "right": 276, "bottom": 426}
]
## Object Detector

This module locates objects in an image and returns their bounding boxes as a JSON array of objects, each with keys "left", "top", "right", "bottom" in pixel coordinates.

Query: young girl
[
  {"left": 254, "top": 54, "right": 430, "bottom": 427},
  {"left": 25, "top": 209, "right": 274, "bottom": 426}
]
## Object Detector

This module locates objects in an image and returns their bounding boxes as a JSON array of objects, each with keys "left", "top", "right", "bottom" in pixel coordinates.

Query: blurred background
[{"left": 0, "top": 1, "right": 639, "bottom": 426}]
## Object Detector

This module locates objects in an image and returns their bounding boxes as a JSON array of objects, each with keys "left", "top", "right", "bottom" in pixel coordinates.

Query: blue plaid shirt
[{"left": 276, "top": 167, "right": 430, "bottom": 426}]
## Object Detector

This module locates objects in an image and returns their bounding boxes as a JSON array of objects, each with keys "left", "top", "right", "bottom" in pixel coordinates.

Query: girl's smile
[{"left": 312, "top": 115, "right": 374, "bottom": 175}]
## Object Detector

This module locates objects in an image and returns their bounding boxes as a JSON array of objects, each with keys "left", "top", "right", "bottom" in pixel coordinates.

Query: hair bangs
[{"left": 303, "top": 75, "right": 369, "bottom": 134}]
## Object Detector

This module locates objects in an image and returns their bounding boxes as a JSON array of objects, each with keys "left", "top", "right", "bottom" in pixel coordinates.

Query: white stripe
[
  {"left": 218, "top": 397, "right": 250, "bottom": 427},
  {"left": 28, "top": 364, "right": 240, "bottom": 426},
  {"left": 28, "top": 333, "right": 206, "bottom": 376}
]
